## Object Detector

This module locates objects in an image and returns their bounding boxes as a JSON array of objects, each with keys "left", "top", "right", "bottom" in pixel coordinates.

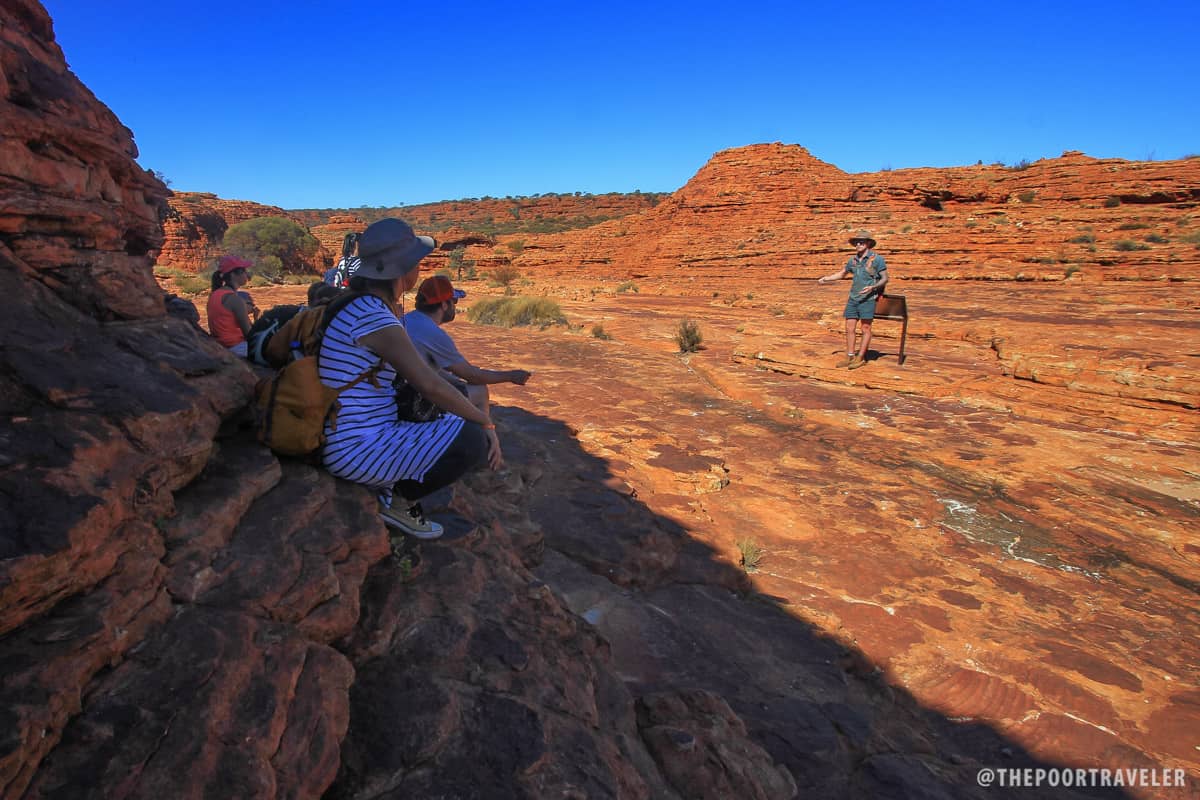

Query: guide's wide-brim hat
[
  {"left": 356, "top": 218, "right": 436, "bottom": 280},
  {"left": 848, "top": 229, "right": 877, "bottom": 248}
]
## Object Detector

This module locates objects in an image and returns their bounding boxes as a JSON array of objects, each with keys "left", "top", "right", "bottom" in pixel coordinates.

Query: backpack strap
[{"left": 313, "top": 290, "right": 370, "bottom": 349}]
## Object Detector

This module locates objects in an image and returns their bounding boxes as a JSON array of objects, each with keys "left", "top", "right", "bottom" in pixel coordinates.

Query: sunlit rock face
[
  {"left": 5, "top": 1, "right": 1198, "bottom": 797},
  {"left": 509, "top": 142, "right": 1200, "bottom": 284}
]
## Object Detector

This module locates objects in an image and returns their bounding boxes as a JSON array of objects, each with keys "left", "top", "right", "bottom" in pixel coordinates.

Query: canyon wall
[
  {"left": 290, "top": 191, "right": 666, "bottom": 232},
  {"left": 156, "top": 192, "right": 331, "bottom": 274},
  {"left": 5, "top": 2, "right": 1196, "bottom": 798},
  {"left": 0, "top": 4, "right": 799, "bottom": 799},
  {"left": 506, "top": 143, "right": 1200, "bottom": 284}
]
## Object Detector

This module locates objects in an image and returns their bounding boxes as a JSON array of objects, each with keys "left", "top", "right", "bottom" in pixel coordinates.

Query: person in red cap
[
  {"left": 404, "top": 275, "right": 532, "bottom": 415},
  {"left": 207, "top": 255, "right": 255, "bottom": 356}
]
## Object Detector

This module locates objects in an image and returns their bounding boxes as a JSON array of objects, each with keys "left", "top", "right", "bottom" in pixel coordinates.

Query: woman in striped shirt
[{"left": 319, "top": 219, "right": 501, "bottom": 539}]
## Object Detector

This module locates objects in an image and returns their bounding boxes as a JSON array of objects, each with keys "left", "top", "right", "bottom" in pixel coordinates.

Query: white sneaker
[{"left": 379, "top": 501, "right": 444, "bottom": 539}]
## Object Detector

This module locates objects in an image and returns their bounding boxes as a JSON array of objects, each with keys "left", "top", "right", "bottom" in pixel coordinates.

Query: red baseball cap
[
  {"left": 217, "top": 255, "right": 253, "bottom": 274},
  {"left": 416, "top": 275, "right": 467, "bottom": 305}
]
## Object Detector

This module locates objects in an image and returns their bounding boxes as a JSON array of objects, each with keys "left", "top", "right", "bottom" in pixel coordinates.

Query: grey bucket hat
[
  {"left": 848, "top": 229, "right": 877, "bottom": 248},
  {"left": 356, "top": 218, "right": 436, "bottom": 280}
]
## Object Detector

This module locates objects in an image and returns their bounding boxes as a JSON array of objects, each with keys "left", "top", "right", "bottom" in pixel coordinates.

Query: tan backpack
[{"left": 255, "top": 292, "right": 378, "bottom": 457}]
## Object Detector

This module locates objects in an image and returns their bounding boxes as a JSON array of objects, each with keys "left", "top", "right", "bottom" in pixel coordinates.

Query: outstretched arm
[
  {"left": 447, "top": 361, "right": 532, "bottom": 386},
  {"left": 817, "top": 267, "right": 850, "bottom": 284}
]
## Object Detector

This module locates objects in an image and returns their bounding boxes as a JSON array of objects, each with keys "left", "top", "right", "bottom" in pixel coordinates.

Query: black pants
[{"left": 394, "top": 421, "right": 487, "bottom": 502}]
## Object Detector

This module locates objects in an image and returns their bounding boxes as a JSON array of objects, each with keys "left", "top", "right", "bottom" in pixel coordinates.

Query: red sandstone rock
[
  {"left": 509, "top": 143, "right": 1200, "bottom": 285},
  {"left": 636, "top": 689, "right": 797, "bottom": 799},
  {"left": 6, "top": 2, "right": 1199, "bottom": 798},
  {"left": 308, "top": 213, "right": 365, "bottom": 264},
  {"left": 157, "top": 192, "right": 331, "bottom": 275}
]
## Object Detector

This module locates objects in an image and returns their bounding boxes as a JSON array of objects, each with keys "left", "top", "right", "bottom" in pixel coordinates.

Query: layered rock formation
[
  {"left": 157, "top": 193, "right": 331, "bottom": 274},
  {"left": 2, "top": 5, "right": 827, "bottom": 799},
  {"left": 507, "top": 143, "right": 1200, "bottom": 284},
  {"left": 308, "top": 212, "right": 365, "bottom": 264},
  {"left": 290, "top": 192, "right": 666, "bottom": 233},
  {"left": 5, "top": 2, "right": 1198, "bottom": 799}
]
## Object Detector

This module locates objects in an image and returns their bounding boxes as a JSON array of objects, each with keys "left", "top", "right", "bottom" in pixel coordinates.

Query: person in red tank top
[{"left": 207, "top": 255, "right": 254, "bottom": 356}]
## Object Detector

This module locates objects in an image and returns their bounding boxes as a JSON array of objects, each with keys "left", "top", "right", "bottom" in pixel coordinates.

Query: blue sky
[{"left": 43, "top": 0, "right": 1199, "bottom": 209}]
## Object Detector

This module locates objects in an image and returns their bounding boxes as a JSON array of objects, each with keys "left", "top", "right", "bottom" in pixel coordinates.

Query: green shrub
[
  {"left": 1117, "top": 222, "right": 1150, "bottom": 230},
  {"left": 153, "top": 266, "right": 190, "bottom": 280},
  {"left": 1063, "top": 264, "right": 1082, "bottom": 277},
  {"left": 222, "top": 216, "right": 320, "bottom": 277},
  {"left": 1067, "top": 232, "right": 1096, "bottom": 244},
  {"left": 736, "top": 539, "right": 763, "bottom": 572},
  {"left": 176, "top": 275, "right": 209, "bottom": 295},
  {"left": 506, "top": 239, "right": 525, "bottom": 254},
  {"left": 1009, "top": 159, "right": 1032, "bottom": 170},
  {"left": 1145, "top": 233, "right": 1168, "bottom": 244},
  {"left": 466, "top": 296, "right": 566, "bottom": 328},
  {"left": 675, "top": 318, "right": 703, "bottom": 353},
  {"left": 1017, "top": 190, "right": 1036, "bottom": 203},
  {"left": 448, "top": 246, "right": 465, "bottom": 277},
  {"left": 490, "top": 263, "right": 520, "bottom": 287},
  {"left": 615, "top": 280, "right": 638, "bottom": 294},
  {"left": 591, "top": 323, "right": 612, "bottom": 340},
  {"left": 1114, "top": 239, "right": 1150, "bottom": 251},
  {"left": 1104, "top": 196, "right": 1122, "bottom": 208}
]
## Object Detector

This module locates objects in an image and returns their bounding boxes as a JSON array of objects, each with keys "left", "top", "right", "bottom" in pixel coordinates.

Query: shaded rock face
[
  {"left": 0, "top": 3, "right": 169, "bottom": 320},
  {"left": 509, "top": 143, "right": 1200, "bottom": 283}
]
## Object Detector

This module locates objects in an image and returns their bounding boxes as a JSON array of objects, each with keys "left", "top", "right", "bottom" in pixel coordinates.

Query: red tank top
[{"left": 207, "top": 288, "right": 244, "bottom": 347}]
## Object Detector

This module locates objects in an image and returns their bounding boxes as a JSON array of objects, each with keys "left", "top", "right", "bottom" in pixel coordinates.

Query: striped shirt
[{"left": 319, "top": 295, "right": 464, "bottom": 487}]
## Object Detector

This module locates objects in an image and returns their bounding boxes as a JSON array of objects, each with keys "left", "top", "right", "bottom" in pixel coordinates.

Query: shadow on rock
[{"left": 329, "top": 405, "right": 1146, "bottom": 800}]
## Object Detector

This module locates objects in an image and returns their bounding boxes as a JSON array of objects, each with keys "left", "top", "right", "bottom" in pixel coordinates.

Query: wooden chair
[{"left": 856, "top": 294, "right": 908, "bottom": 365}]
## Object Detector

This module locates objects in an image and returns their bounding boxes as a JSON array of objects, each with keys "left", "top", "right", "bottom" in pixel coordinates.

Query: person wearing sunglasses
[{"left": 818, "top": 229, "right": 888, "bottom": 369}]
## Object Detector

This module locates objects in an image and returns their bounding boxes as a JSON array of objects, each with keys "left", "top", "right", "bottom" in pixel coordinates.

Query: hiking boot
[
  {"left": 379, "top": 501, "right": 444, "bottom": 539},
  {"left": 848, "top": 356, "right": 867, "bottom": 370},
  {"left": 837, "top": 354, "right": 856, "bottom": 368}
]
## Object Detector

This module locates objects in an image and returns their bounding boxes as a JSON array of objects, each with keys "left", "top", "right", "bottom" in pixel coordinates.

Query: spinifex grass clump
[
  {"left": 675, "top": 318, "right": 703, "bottom": 352},
  {"left": 736, "top": 538, "right": 763, "bottom": 572},
  {"left": 467, "top": 296, "right": 566, "bottom": 329}
]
